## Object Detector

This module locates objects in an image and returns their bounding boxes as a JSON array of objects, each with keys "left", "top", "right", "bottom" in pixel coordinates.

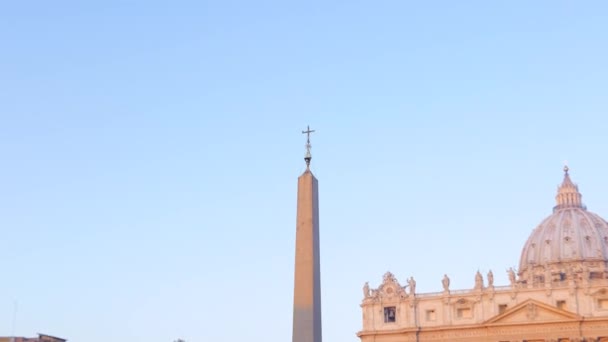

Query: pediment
[
  {"left": 375, "top": 271, "right": 408, "bottom": 300},
  {"left": 453, "top": 298, "right": 474, "bottom": 305},
  {"left": 591, "top": 288, "right": 608, "bottom": 297},
  {"left": 485, "top": 299, "right": 580, "bottom": 325}
]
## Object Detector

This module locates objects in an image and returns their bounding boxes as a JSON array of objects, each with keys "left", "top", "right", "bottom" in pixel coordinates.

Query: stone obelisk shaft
[{"left": 292, "top": 169, "right": 322, "bottom": 342}]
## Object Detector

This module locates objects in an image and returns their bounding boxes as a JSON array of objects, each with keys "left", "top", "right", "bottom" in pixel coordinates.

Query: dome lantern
[{"left": 553, "top": 165, "right": 586, "bottom": 211}]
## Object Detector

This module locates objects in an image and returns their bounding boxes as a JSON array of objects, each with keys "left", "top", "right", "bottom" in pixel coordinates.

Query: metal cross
[
  {"left": 302, "top": 125, "right": 315, "bottom": 143},
  {"left": 302, "top": 125, "right": 315, "bottom": 168}
]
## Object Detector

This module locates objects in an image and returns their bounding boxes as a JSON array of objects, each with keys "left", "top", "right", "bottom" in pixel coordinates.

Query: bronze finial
[{"left": 302, "top": 125, "right": 315, "bottom": 168}]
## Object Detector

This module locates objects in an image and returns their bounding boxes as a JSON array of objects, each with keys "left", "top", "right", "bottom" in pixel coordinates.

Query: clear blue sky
[{"left": 1, "top": 1, "right": 607, "bottom": 341}]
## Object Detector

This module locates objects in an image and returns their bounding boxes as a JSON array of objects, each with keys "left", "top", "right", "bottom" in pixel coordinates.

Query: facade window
[
  {"left": 598, "top": 299, "right": 608, "bottom": 310},
  {"left": 383, "top": 306, "right": 396, "bottom": 323},
  {"left": 556, "top": 300, "right": 567, "bottom": 310},
  {"left": 456, "top": 307, "right": 472, "bottom": 318},
  {"left": 591, "top": 271, "right": 603, "bottom": 279},
  {"left": 498, "top": 304, "right": 508, "bottom": 314},
  {"left": 425, "top": 309, "right": 436, "bottom": 321}
]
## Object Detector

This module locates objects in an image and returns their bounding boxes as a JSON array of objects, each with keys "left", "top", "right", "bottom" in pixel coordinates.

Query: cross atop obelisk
[
  {"left": 302, "top": 125, "right": 315, "bottom": 169},
  {"left": 292, "top": 126, "right": 322, "bottom": 342}
]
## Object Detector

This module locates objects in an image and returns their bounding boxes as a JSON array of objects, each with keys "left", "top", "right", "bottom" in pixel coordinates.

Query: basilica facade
[{"left": 358, "top": 168, "right": 608, "bottom": 342}]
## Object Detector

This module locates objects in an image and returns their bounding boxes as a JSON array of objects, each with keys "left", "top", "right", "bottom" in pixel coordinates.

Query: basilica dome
[{"left": 518, "top": 167, "right": 608, "bottom": 283}]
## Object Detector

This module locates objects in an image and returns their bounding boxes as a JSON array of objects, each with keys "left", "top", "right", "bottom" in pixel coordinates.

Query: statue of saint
[
  {"left": 487, "top": 270, "right": 494, "bottom": 287},
  {"left": 363, "top": 282, "right": 370, "bottom": 298},
  {"left": 508, "top": 267, "right": 516, "bottom": 287},
  {"left": 408, "top": 276, "right": 416, "bottom": 295},
  {"left": 442, "top": 274, "right": 450, "bottom": 291},
  {"left": 475, "top": 271, "right": 483, "bottom": 289}
]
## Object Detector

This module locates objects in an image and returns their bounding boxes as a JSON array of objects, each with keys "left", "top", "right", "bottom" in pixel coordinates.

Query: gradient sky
[{"left": 1, "top": 1, "right": 608, "bottom": 341}]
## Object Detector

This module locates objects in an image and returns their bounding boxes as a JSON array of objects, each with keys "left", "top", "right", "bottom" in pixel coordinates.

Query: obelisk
[{"left": 292, "top": 126, "right": 322, "bottom": 342}]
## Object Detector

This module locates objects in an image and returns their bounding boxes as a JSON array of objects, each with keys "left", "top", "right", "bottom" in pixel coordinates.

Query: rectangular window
[
  {"left": 456, "top": 307, "right": 472, "bottom": 318},
  {"left": 557, "top": 300, "right": 567, "bottom": 310},
  {"left": 498, "top": 304, "right": 508, "bottom": 314},
  {"left": 384, "top": 306, "right": 396, "bottom": 323},
  {"left": 425, "top": 309, "right": 436, "bottom": 321},
  {"left": 598, "top": 299, "right": 608, "bottom": 310}
]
